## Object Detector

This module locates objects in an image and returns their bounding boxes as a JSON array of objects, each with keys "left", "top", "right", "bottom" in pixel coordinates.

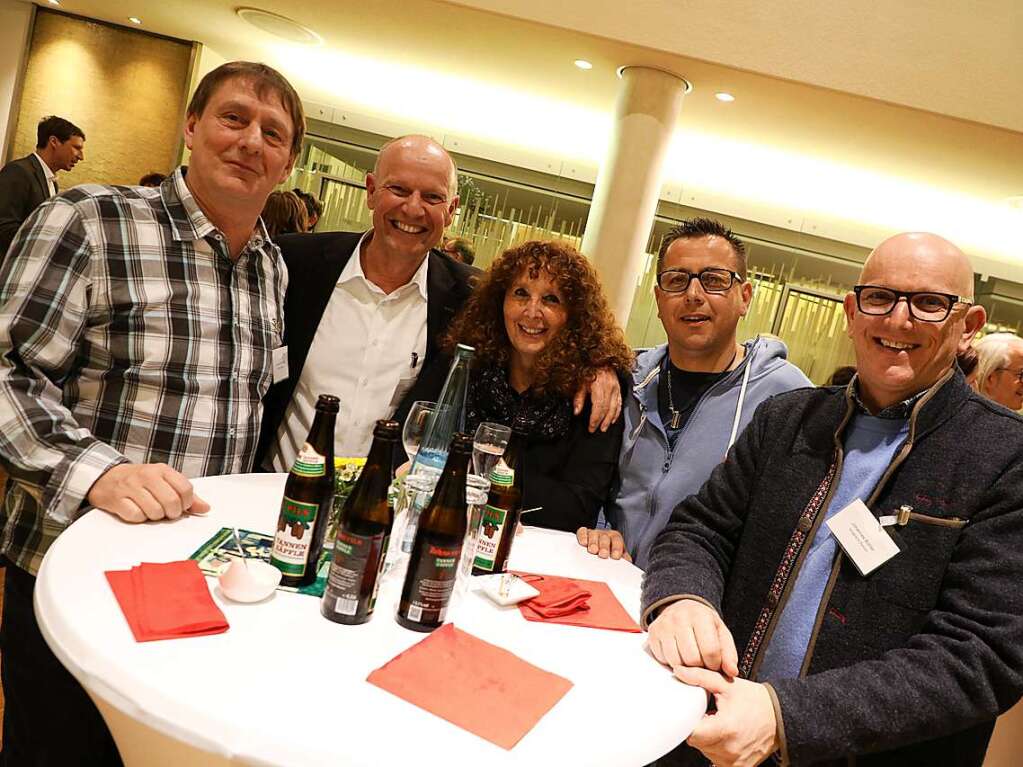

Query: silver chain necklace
[{"left": 667, "top": 348, "right": 738, "bottom": 429}]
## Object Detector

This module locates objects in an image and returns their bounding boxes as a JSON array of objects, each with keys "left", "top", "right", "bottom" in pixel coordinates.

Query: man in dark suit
[
  {"left": 0, "top": 115, "right": 85, "bottom": 258},
  {"left": 257, "top": 135, "right": 476, "bottom": 469}
]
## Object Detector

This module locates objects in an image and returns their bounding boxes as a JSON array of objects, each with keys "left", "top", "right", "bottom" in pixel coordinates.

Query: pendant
[{"left": 670, "top": 409, "right": 681, "bottom": 429}]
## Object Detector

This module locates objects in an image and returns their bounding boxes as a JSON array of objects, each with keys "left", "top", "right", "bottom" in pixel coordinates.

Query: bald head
[
  {"left": 861, "top": 232, "right": 974, "bottom": 299},
  {"left": 373, "top": 135, "right": 458, "bottom": 196}
]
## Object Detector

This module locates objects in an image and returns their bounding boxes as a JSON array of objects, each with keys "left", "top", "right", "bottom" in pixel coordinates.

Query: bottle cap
[
  {"left": 315, "top": 394, "right": 341, "bottom": 413},
  {"left": 373, "top": 419, "right": 400, "bottom": 438},
  {"left": 450, "top": 432, "right": 474, "bottom": 453}
]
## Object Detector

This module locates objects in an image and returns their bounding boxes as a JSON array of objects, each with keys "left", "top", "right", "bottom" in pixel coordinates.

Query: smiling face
[
  {"left": 183, "top": 76, "right": 296, "bottom": 212},
  {"left": 983, "top": 342, "right": 1023, "bottom": 411},
  {"left": 654, "top": 235, "right": 752, "bottom": 367},
  {"left": 843, "top": 233, "right": 986, "bottom": 411},
  {"left": 364, "top": 137, "right": 458, "bottom": 266},
  {"left": 503, "top": 268, "right": 569, "bottom": 372}
]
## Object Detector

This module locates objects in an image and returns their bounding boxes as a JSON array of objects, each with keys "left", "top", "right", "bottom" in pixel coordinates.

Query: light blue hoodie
[{"left": 606, "top": 336, "right": 812, "bottom": 569}]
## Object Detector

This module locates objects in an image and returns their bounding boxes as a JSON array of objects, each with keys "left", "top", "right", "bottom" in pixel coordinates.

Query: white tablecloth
[{"left": 35, "top": 473, "right": 704, "bottom": 766}]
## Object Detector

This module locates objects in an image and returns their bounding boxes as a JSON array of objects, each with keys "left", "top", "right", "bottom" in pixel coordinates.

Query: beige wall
[{"left": 11, "top": 9, "right": 193, "bottom": 187}]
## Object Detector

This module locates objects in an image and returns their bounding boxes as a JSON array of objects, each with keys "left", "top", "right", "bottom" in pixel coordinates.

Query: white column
[
  {"left": 581, "top": 65, "right": 689, "bottom": 325},
  {"left": 0, "top": 0, "right": 35, "bottom": 162}
]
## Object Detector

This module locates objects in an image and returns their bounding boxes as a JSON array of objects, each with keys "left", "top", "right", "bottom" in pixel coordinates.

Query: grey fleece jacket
[{"left": 605, "top": 336, "right": 811, "bottom": 569}]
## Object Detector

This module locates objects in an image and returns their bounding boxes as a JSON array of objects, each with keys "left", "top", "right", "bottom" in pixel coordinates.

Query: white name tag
[
  {"left": 271, "top": 346, "right": 289, "bottom": 384},
  {"left": 826, "top": 499, "right": 900, "bottom": 576}
]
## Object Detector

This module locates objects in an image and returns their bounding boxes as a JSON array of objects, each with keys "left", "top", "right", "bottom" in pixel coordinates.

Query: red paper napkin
[
  {"left": 367, "top": 623, "right": 572, "bottom": 750},
  {"left": 516, "top": 573, "right": 641, "bottom": 632},
  {"left": 106, "top": 560, "right": 229, "bottom": 642}
]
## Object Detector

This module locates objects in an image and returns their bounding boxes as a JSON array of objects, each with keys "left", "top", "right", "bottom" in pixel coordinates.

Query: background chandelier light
[
  {"left": 236, "top": 8, "right": 322, "bottom": 45},
  {"left": 715, "top": 92, "right": 735, "bottom": 102},
  {"left": 574, "top": 59, "right": 593, "bottom": 70}
]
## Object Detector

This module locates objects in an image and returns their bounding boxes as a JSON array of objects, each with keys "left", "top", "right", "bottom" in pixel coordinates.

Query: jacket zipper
[
  {"left": 795, "top": 367, "right": 955, "bottom": 677},
  {"left": 748, "top": 402, "right": 851, "bottom": 680}
]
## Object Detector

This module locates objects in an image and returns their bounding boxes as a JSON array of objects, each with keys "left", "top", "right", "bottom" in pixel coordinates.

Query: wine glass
[
  {"left": 402, "top": 401, "right": 436, "bottom": 461},
  {"left": 473, "top": 422, "right": 511, "bottom": 478}
]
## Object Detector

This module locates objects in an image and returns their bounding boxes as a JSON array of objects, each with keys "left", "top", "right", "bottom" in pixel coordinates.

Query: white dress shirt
[
  {"left": 271, "top": 234, "right": 429, "bottom": 468},
  {"left": 32, "top": 153, "right": 57, "bottom": 197}
]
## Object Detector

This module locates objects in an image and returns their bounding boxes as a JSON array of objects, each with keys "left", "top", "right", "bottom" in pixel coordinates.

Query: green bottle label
[{"left": 271, "top": 496, "right": 319, "bottom": 576}]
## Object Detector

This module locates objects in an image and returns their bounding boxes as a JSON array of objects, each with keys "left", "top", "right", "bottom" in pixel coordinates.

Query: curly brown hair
[{"left": 445, "top": 240, "right": 634, "bottom": 398}]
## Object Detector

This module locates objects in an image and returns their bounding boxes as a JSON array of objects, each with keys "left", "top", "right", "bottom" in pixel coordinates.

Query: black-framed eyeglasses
[
  {"left": 996, "top": 367, "right": 1023, "bottom": 385},
  {"left": 852, "top": 285, "right": 972, "bottom": 323},
  {"left": 657, "top": 268, "right": 743, "bottom": 294}
]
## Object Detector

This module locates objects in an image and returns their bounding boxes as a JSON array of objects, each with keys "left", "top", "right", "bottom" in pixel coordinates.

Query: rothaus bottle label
[
  {"left": 403, "top": 535, "right": 462, "bottom": 624},
  {"left": 271, "top": 443, "right": 326, "bottom": 576},
  {"left": 328, "top": 528, "right": 389, "bottom": 616}
]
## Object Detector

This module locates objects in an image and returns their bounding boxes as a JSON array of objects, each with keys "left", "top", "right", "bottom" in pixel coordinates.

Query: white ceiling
[
  {"left": 16, "top": 0, "right": 1023, "bottom": 274},
  {"left": 447, "top": 0, "right": 1023, "bottom": 133}
]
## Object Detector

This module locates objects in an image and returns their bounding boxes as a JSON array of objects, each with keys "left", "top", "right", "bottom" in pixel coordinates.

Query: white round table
[{"left": 35, "top": 473, "right": 704, "bottom": 766}]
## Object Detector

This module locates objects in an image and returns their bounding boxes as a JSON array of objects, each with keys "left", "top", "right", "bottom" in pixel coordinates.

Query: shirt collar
[
  {"left": 32, "top": 153, "right": 55, "bottom": 183},
  {"left": 339, "top": 231, "right": 430, "bottom": 301},
  {"left": 850, "top": 377, "right": 925, "bottom": 419},
  {"left": 161, "top": 167, "right": 269, "bottom": 254}
]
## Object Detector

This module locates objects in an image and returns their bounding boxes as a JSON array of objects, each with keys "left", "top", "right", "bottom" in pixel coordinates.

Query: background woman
[
  {"left": 445, "top": 240, "right": 633, "bottom": 532},
  {"left": 973, "top": 332, "right": 1023, "bottom": 410},
  {"left": 261, "top": 190, "right": 308, "bottom": 241}
]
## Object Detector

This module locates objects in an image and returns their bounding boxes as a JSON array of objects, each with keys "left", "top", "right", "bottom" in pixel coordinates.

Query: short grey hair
[{"left": 974, "top": 333, "right": 1023, "bottom": 395}]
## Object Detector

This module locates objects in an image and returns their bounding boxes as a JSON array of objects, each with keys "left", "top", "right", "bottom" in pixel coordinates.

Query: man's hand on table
[
  {"left": 673, "top": 666, "right": 779, "bottom": 767},
  {"left": 88, "top": 463, "right": 210, "bottom": 523},
  {"left": 647, "top": 598, "right": 738, "bottom": 676},
  {"left": 576, "top": 527, "right": 632, "bottom": 561},
  {"left": 573, "top": 367, "right": 622, "bottom": 433}
]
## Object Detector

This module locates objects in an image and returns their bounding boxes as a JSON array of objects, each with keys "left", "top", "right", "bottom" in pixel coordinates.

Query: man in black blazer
[
  {"left": 257, "top": 135, "right": 477, "bottom": 469},
  {"left": 0, "top": 115, "right": 85, "bottom": 258}
]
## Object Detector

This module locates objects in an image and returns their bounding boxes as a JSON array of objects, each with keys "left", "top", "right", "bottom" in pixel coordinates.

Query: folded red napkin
[
  {"left": 515, "top": 573, "right": 641, "bottom": 633},
  {"left": 368, "top": 623, "right": 572, "bottom": 750},
  {"left": 518, "top": 573, "right": 592, "bottom": 617},
  {"left": 106, "top": 560, "right": 229, "bottom": 642}
]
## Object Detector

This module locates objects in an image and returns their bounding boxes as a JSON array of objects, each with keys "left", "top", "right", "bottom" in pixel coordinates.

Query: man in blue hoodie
[{"left": 577, "top": 218, "right": 811, "bottom": 568}]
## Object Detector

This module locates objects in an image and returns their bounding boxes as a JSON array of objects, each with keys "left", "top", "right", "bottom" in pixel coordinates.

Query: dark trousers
[{"left": 0, "top": 562, "right": 123, "bottom": 766}]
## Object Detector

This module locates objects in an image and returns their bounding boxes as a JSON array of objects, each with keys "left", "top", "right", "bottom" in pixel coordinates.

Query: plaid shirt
[{"left": 0, "top": 168, "right": 287, "bottom": 574}]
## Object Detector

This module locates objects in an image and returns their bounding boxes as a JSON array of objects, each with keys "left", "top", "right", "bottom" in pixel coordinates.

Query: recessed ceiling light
[
  {"left": 236, "top": 7, "right": 322, "bottom": 45},
  {"left": 48, "top": 0, "right": 60, "bottom": 5},
  {"left": 574, "top": 59, "right": 593, "bottom": 70},
  {"left": 128, "top": 17, "right": 142, "bottom": 25},
  {"left": 715, "top": 92, "right": 735, "bottom": 102}
]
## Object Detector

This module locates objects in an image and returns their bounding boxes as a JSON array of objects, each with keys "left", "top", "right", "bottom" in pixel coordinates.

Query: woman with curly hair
[{"left": 445, "top": 240, "right": 634, "bottom": 532}]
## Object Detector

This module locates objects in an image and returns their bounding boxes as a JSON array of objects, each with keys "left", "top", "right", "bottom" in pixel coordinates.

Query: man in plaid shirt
[{"left": 0, "top": 62, "right": 303, "bottom": 765}]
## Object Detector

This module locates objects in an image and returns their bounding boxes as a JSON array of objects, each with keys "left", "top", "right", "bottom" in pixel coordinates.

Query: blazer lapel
[
  {"left": 425, "top": 249, "right": 457, "bottom": 363},
  {"left": 27, "top": 156, "right": 50, "bottom": 203}
]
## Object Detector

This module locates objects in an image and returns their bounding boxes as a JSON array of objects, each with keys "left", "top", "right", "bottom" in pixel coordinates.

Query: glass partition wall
[{"left": 280, "top": 129, "right": 1020, "bottom": 384}]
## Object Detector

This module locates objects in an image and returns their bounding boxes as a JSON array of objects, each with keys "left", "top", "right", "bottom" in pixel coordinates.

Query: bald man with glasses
[{"left": 642, "top": 232, "right": 1023, "bottom": 766}]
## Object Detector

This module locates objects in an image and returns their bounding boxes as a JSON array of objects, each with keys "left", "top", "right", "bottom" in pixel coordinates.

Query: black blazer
[
  {"left": 255, "top": 231, "right": 478, "bottom": 467},
  {"left": 0, "top": 155, "right": 51, "bottom": 260}
]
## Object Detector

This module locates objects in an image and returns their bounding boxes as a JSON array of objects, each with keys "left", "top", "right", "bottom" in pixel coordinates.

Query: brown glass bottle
[
  {"left": 321, "top": 419, "right": 399, "bottom": 624},
  {"left": 472, "top": 423, "right": 527, "bottom": 575},
  {"left": 396, "top": 432, "right": 473, "bottom": 632},
  {"left": 270, "top": 394, "right": 338, "bottom": 588}
]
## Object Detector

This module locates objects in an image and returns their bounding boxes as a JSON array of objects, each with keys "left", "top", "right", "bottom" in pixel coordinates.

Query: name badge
[
  {"left": 271, "top": 346, "right": 289, "bottom": 384},
  {"left": 825, "top": 499, "right": 900, "bottom": 576}
]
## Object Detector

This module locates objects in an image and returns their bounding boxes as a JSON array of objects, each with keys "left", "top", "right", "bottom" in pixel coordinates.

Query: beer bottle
[
  {"left": 271, "top": 394, "right": 338, "bottom": 588},
  {"left": 472, "top": 422, "right": 527, "bottom": 575},
  {"left": 396, "top": 432, "right": 473, "bottom": 632},
  {"left": 321, "top": 419, "right": 399, "bottom": 624}
]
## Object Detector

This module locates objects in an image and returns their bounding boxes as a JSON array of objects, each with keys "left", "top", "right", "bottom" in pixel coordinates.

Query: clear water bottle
[
  {"left": 410, "top": 344, "right": 474, "bottom": 476},
  {"left": 391, "top": 344, "right": 475, "bottom": 577}
]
